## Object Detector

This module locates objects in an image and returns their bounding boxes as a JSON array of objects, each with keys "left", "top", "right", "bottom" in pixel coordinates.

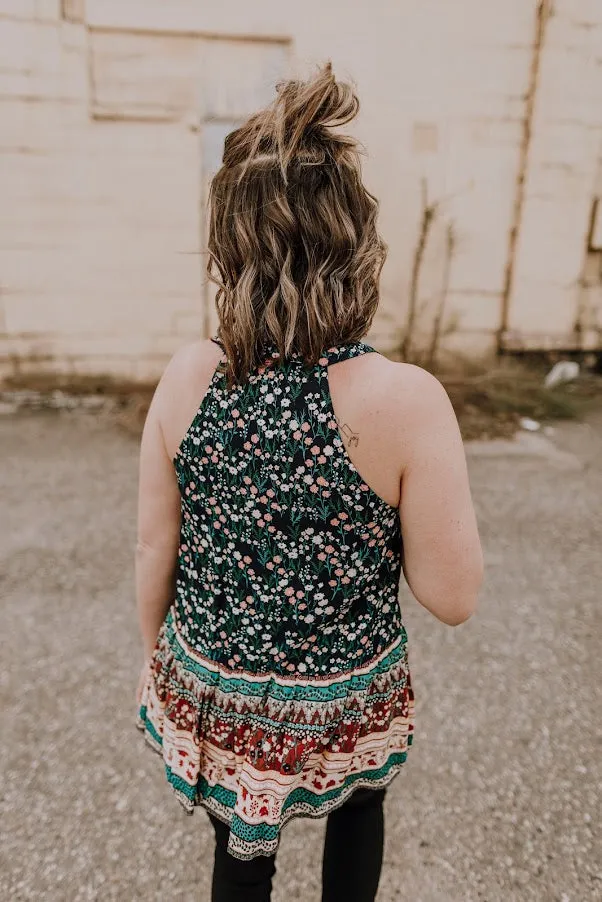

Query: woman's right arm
[{"left": 395, "top": 365, "right": 483, "bottom": 626}]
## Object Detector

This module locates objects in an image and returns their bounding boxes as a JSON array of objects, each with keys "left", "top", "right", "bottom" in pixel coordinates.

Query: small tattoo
[{"left": 337, "top": 420, "right": 360, "bottom": 448}]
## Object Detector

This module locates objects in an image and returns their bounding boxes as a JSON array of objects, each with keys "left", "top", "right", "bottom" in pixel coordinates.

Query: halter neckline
[{"left": 211, "top": 336, "right": 375, "bottom": 366}]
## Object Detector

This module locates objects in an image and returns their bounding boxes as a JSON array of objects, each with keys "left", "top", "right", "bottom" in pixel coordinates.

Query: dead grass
[
  {"left": 440, "top": 363, "right": 599, "bottom": 440},
  {"left": 2, "top": 360, "right": 600, "bottom": 442},
  {"left": 1, "top": 371, "right": 155, "bottom": 435},
  {"left": 1, "top": 371, "right": 154, "bottom": 399}
]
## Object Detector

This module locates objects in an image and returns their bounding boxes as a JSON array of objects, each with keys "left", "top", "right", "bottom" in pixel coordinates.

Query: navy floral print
[{"left": 137, "top": 339, "right": 414, "bottom": 860}]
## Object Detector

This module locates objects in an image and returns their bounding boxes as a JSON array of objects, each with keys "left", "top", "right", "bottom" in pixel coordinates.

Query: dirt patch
[
  {"left": 441, "top": 365, "right": 600, "bottom": 440},
  {"left": 2, "top": 362, "right": 600, "bottom": 441}
]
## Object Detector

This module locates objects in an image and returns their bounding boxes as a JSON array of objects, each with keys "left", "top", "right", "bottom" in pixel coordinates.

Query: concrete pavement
[{"left": 1, "top": 410, "right": 600, "bottom": 901}]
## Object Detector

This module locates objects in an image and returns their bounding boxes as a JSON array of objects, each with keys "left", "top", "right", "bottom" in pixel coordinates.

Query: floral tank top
[{"left": 137, "top": 337, "right": 414, "bottom": 860}]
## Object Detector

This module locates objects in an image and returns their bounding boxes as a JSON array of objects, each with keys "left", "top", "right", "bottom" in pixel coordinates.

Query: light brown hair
[{"left": 207, "top": 61, "right": 387, "bottom": 387}]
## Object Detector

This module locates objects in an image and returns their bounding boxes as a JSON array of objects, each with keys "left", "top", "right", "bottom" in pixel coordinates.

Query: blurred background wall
[{"left": 1, "top": 0, "right": 602, "bottom": 381}]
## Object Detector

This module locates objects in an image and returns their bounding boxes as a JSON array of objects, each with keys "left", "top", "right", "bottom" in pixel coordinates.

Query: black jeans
[{"left": 208, "top": 786, "right": 387, "bottom": 902}]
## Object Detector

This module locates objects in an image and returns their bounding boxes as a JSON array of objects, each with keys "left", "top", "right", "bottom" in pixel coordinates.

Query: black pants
[{"left": 208, "top": 786, "right": 387, "bottom": 902}]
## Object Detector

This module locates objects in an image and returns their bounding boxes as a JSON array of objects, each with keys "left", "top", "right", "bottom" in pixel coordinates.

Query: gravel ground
[{"left": 1, "top": 411, "right": 601, "bottom": 902}]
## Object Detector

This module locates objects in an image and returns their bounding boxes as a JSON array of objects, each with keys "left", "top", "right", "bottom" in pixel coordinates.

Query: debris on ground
[
  {"left": 544, "top": 360, "right": 580, "bottom": 389},
  {"left": 1, "top": 360, "right": 600, "bottom": 442},
  {"left": 520, "top": 417, "right": 541, "bottom": 432}
]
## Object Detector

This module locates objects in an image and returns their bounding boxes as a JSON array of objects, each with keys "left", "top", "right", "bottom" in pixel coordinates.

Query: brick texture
[{"left": 1, "top": 0, "right": 601, "bottom": 381}]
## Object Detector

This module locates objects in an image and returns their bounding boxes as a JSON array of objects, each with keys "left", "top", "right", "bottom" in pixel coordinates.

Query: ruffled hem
[
  {"left": 136, "top": 711, "right": 410, "bottom": 859},
  {"left": 136, "top": 609, "right": 415, "bottom": 860}
]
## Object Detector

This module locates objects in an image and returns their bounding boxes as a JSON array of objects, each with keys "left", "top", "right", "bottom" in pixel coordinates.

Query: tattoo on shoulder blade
[{"left": 336, "top": 418, "right": 360, "bottom": 448}]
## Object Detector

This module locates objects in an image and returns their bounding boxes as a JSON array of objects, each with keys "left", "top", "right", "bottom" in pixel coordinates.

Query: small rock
[
  {"left": 520, "top": 417, "right": 541, "bottom": 432},
  {"left": 50, "top": 390, "right": 78, "bottom": 410},
  {"left": 80, "top": 395, "right": 106, "bottom": 410},
  {"left": 545, "top": 361, "right": 580, "bottom": 389}
]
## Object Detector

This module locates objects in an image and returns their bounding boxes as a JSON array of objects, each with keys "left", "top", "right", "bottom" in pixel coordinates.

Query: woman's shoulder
[
  {"left": 152, "top": 340, "right": 226, "bottom": 458},
  {"left": 387, "top": 360, "right": 449, "bottom": 402},
  {"left": 359, "top": 354, "right": 451, "bottom": 414},
  {"left": 369, "top": 358, "right": 458, "bottom": 450},
  {"left": 160, "top": 339, "right": 224, "bottom": 386}
]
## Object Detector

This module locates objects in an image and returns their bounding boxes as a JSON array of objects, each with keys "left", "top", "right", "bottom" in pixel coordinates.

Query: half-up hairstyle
[{"left": 207, "top": 61, "right": 388, "bottom": 388}]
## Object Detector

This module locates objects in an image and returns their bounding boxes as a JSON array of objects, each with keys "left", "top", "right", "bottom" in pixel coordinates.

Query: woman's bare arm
[
  {"left": 395, "top": 365, "right": 483, "bottom": 626},
  {"left": 135, "top": 372, "right": 182, "bottom": 661},
  {"left": 135, "top": 339, "right": 225, "bottom": 662}
]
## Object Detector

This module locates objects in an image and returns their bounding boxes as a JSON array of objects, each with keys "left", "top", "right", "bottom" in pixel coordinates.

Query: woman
[{"left": 135, "top": 62, "right": 483, "bottom": 902}]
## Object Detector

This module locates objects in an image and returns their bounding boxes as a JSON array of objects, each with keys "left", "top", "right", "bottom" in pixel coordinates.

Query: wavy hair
[{"left": 207, "top": 61, "right": 388, "bottom": 387}]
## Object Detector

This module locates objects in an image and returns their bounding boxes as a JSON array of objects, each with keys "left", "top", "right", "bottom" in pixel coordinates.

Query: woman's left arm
[{"left": 135, "top": 382, "right": 181, "bottom": 663}]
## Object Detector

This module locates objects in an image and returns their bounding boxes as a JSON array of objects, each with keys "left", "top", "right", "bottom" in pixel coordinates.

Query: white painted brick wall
[
  {"left": 1, "top": 0, "right": 601, "bottom": 381},
  {"left": 510, "top": 0, "right": 602, "bottom": 338},
  {"left": 36, "top": 1, "right": 61, "bottom": 22},
  {"left": 0, "top": 1, "right": 37, "bottom": 18},
  {"left": 90, "top": 30, "right": 203, "bottom": 120}
]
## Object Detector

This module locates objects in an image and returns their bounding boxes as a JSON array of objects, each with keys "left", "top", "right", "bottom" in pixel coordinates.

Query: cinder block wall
[
  {"left": 509, "top": 0, "right": 602, "bottom": 349},
  {"left": 1, "top": 1, "right": 601, "bottom": 381},
  {"left": 1, "top": 2, "right": 204, "bottom": 380}
]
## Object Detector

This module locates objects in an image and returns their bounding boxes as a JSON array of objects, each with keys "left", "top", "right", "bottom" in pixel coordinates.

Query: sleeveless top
[{"left": 137, "top": 337, "right": 414, "bottom": 860}]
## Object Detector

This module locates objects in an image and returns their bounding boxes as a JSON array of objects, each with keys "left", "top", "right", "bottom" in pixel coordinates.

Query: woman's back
[
  {"left": 138, "top": 336, "right": 415, "bottom": 859},
  {"left": 134, "top": 61, "right": 482, "bottom": 895},
  {"left": 158, "top": 336, "right": 482, "bottom": 630},
  {"left": 172, "top": 337, "right": 405, "bottom": 672},
  {"left": 161, "top": 338, "right": 406, "bottom": 510}
]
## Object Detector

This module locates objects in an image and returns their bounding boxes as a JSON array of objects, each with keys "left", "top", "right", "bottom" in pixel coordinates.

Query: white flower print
[{"left": 152, "top": 338, "right": 410, "bottom": 855}]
